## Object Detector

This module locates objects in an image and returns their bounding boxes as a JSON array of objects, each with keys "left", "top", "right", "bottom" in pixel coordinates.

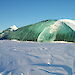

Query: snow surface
[{"left": 0, "top": 40, "right": 75, "bottom": 75}]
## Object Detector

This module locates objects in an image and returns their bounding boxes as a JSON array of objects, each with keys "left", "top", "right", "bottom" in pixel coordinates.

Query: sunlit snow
[
  {"left": 0, "top": 40, "right": 74, "bottom": 75},
  {"left": 10, "top": 25, "right": 18, "bottom": 31},
  {"left": 58, "top": 19, "right": 75, "bottom": 31}
]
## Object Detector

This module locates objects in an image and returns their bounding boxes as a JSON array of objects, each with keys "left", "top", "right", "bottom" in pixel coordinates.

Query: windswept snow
[{"left": 0, "top": 40, "right": 74, "bottom": 75}]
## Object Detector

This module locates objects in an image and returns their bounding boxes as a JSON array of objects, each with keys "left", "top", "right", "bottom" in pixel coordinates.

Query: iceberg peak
[{"left": 10, "top": 25, "right": 18, "bottom": 31}]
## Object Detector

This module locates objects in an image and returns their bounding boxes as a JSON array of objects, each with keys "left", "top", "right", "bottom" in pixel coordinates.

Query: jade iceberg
[{"left": 1, "top": 19, "right": 75, "bottom": 42}]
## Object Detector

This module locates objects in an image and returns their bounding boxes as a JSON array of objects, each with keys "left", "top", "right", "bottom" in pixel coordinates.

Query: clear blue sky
[{"left": 0, "top": 0, "right": 75, "bottom": 31}]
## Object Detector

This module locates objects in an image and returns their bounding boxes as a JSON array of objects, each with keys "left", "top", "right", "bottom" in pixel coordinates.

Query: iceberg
[
  {"left": 7, "top": 20, "right": 56, "bottom": 41},
  {"left": 1, "top": 19, "right": 75, "bottom": 42}
]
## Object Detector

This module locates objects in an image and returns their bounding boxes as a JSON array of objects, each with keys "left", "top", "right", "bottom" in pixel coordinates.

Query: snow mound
[{"left": 10, "top": 25, "right": 18, "bottom": 31}]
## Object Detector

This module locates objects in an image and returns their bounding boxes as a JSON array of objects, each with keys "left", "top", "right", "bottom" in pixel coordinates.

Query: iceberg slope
[
  {"left": 38, "top": 19, "right": 75, "bottom": 42},
  {"left": 0, "top": 40, "right": 75, "bottom": 75},
  {"left": 6, "top": 20, "right": 56, "bottom": 41}
]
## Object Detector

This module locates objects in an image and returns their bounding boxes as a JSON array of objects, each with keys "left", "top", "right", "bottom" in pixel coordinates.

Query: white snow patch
[
  {"left": 10, "top": 25, "right": 18, "bottom": 31},
  {"left": 11, "top": 39, "right": 20, "bottom": 42},
  {"left": 50, "top": 41, "right": 72, "bottom": 43},
  {"left": 59, "top": 19, "right": 75, "bottom": 31},
  {"left": 49, "top": 19, "right": 75, "bottom": 34}
]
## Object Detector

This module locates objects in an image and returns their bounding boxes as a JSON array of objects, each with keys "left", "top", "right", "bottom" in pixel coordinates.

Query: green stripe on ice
[
  {"left": 7, "top": 20, "right": 56, "bottom": 41},
  {"left": 37, "top": 21, "right": 75, "bottom": 42}
]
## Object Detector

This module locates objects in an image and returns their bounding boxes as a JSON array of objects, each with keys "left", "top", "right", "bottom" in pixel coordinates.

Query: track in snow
[{"left": 0, "top": 40, "right": 74, "bottom": 75}]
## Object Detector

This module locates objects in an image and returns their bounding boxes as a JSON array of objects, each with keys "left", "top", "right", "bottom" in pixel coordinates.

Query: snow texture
[{"left": 0, "top": 40, "right": 74, "bottom": 75}]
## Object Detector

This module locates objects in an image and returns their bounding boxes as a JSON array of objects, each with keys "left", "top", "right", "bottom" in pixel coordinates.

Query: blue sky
[{"left": 0, "top": 0, "right": 75, "bottom": 31}]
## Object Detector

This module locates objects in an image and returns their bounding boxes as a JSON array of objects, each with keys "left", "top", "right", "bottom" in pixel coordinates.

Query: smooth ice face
[
  {"left": 37, "top": 19, "right": 75, "bottom": 42},
  {"left": 0, "top": 40, "right": 74, "bottom": 75},
  {"left": 37, "top": 26, "right": 57, "bottom": 42}
]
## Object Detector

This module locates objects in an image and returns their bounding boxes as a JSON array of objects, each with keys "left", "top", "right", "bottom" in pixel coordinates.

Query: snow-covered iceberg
[
  {"left": 10, "top": 25, "right": 18, "bottom": 31},
  {"left": 1, "top": 19, "right": 75, "bottom": 42},
  {"left": 37, "top": 19, "right": 75, "bottom": 42},
  {"left": 0, "top": 25, "right": 18, "bottom": 40},
  {"left": 5, "top": 20, "right": 56, "bottom": 41}
]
